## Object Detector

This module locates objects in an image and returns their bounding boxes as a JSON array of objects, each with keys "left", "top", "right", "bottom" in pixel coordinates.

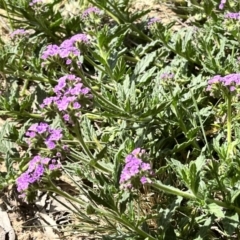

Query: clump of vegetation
[{"left": 0, "top": 0, "right": 240, "bottom": 239}]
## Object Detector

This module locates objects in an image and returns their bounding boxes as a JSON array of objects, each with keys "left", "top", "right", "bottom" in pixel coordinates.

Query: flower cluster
[
  {"left": 40, "top": 74, "right": 92, "bottom": 124},
  {"left": 29, "top": 0, "right": 42, "bottom": 6},
  {"left": 219, "top": 0, "right": 226, "bottom": 10},
  {"left": 41, "top": 33, "right": 90, "bottom": 65},
  {"left": 16, "top": 155, "right": 61, "bottom": 196},
  {"left": 225, "top": 12, "right": 240, "bottom": 20},
  {"left": 82, "top": 7, "right": 101, "bottom": 18},
  {"left": 206, "top": 73, "right": 240, "bottom": 92},
  {"left": 119, "top": 148, "right": 153, "bottom": 189},
  {"left": 10, "top": 29, "right": 28, "bottom": 38},
  {"left": 26, "top": 122, "right": 63, "bottom": 150},
  {"left": 160, "top": 73, "right": 175, "bottom": 80},
  {"left": 148, "top": 17, "right": 161, "bottom": 28}
]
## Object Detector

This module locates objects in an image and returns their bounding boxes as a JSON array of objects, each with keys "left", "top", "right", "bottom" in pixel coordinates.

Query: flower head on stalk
[
  {"left": 119, "top": 148, "right": 153, "bottom": 190},
  {"left": 225, "top": 12, "right": 240, "bottom": 20},
  {"left": 41, "top": 33, "right": 90, "bottom": 65},
  {"left": 206, "top": 73, "right": 240, "bottom": 95},
  {"left": 16, "top": 155, "right": 61, "bottom": 196},
  {"left": 25, "top": 122, "right": 63, "bottom": 150},
  {"left": 82, "top": 7, "right": 101, "bottom": 18},
  {"left": 40, "top": 74, "right": 92, "bottom": 124},
  {"left": 10, "top": 29, "right": 29, "bottom": 39},
  {"left": 147, "top": 17, "right": 161, "bottom": 28},
  {"left": 29, "top": 0, "right": 43, "bottom": 6}
]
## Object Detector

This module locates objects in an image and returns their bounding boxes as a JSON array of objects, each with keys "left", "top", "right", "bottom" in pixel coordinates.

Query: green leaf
[
  {"left": 137, "top": 66, "right": 157, "bottom": 84},
  {"left": 112, "top": 56, "right": 126, "bottom": 81},
  {"left": 194, "top": 155, "right": 206, "bottom": 172},
  {"left": 96, "top": 145, "right": 108, "bottom": 160},
  {"left": 172, "top": 139, "right": 194, "bottom": 153},
  {"left": 186, "top": 127, "right": 199, "bottom": 139},
  {"left": 164, "top": 225, "right": 176, "bottom": 240},
  {"left": 134, "top": 51, "right": 157, "bottom": 75},
  {"left": 207, "top": 203, "right": 224, "bottom": 218},
  {"left": 194, "top": 217, "right": 212, "bottom": 240},
  {"left": 189, "top": 162, "right": 200, "bottom": 194},
  {"left": 222, "top": 212, "right": 239, "bottom": 236}
]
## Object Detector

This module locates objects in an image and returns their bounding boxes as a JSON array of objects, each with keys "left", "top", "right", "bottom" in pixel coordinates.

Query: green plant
[{"left": 0, "top": 0, "right": 240, "bottom": 239}]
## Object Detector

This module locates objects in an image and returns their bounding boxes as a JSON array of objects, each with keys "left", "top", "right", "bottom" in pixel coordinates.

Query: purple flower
[
  {"left": 160, "top": 73, "right": 175, "bottom": 80},
  {"left": 48, "top": 129, "right": 63, "bottom": 141},
  {"left": 30, "top": 164, "right": 44, "bottom": 183},
  {"left": 66, "top": 59, "right": 72, "bottom": 65},
  {"left": 225, "top": 12, "right": 240, "bottom": 20},
  {"left": 119, "top": 148, "right": 153, "bottom": 189},
  {"left": 28, "top": 155, "right": 42, "bottom": 172},
  {"left": 28, "top": 123, "right": 38, "bottom": 132},
  {"left": 10, "top": 29, "right": 28, "bottom": 38},
  {"left": 16, "top": 155, "right": 61, "bottom": 195},
  {"left": 81, "top": 87, "right": 90, "bottom": 94},
  {"left": 54, "top": 77, "right": 67, "bottom": 93},
  {"left": 59, "top": 46, "right": 80, "bottom": 58},
  {"left": 140, "top": 176, "right": 148, "bottom": 184},
  {"left": 82, "top": 7, "right": 101, "bottom": 18},
  {"left": 42, "top": 97, "right": 55, "bottom": 106},
  {"left": 29, "top": 0, "right": 42, "bottom": 6},
  {"left": 41, "top": 74, "right": 91, "bottom": 120},
  {"left": 41, "top": 157, "right": 51, "bottom": 164},
  {"left": 73, "top": 102, "right": 81, "bottom": 109},
  {"left": 219, "top": 0, "right": 227, "bottom": 10},
  {"left": 36, "top": 122, "right": 49, "bottom": 134},
  {"left": 25, "top": 131, "right": 36, "bottom": 138},
  {"left": 70, "top": 83, "right": 83, "bottom": 95},
  {"left": 41, "top": 44, "right": 59, "bottom": 60},
  {"left": 26, "top": 122, "right": 63, "bottom": 151},
  {"left": 148, "top": 17, "right": 161, "bottom": 27},
  {"left": 41, "top": 33, "right": 89, "bottom": 63},
  {"left": 49, "top": 163, "right": 61, "bottom": 170},
  {"left": 63, "top": 145, "right": 69, "bottom": 151},
  {"left": 16, "top": 172, "right": 31, "bottom": 192},
  {"left": 70, "top": 33, "right": 90, "bottom": 44},
  {"left": 63, "top": 114, "right": 70, "bottom": 122},
  {"left": 207, "top": 73, "right": 240, "bottom": 93},
  {"left": 56, "top": 97, "right": 70, "bottom": 111},
  {"left": 44, "top": 140, "right": 56, "bottom": 149}
]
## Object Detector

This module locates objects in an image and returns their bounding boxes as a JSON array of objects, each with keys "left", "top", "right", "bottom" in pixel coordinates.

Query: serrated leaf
[
  {"left": 134, "top": 51, "right": 157, "bottom": 75},
  {"left": 172, "top": 139, "right": 194, "bottom": 153},
  {"left": 137, "top": 66, "right": 157, "bottom": 83},
  {"left": 88, "top": 191, "right": 112, "bottom": 209},
  {"left": 186, "top": 127, "right": 199, "bottom": 139}
]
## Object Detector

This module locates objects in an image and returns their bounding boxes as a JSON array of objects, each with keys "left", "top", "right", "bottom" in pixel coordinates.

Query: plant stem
[
  {"left": 151, "top": 181, "right": 196, "bottom": 200},
  {"left": 169, "top": 87, "right": 200, "bottom": 151},
  {"left": 227, "top": 94, "right": 232, "bottom": 145},
  {"left": 72, "top": 118, "right": 111, "bottom": 173},
  {"left": 47, "top": 179, "right": 156, "bottom": 239},
  {"left": 76, "top": 68, "right": 128, "bottom": 115},
  {"left": 73, "top": 121, "right": 95, "bottom": 160},
  {"left": 0, "top": 110, "right": 43, "bottom": 118},
  {"left": 20, "top": 79, "right": 29, "bottom": 96},
  {"left": 152, "top": 180, "right": 240, "bottom": 214}
]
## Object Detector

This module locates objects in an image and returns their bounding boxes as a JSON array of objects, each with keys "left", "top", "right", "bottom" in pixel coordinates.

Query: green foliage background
[{"left": 0, "top": 0, "right": 240, "bottom": 239}]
